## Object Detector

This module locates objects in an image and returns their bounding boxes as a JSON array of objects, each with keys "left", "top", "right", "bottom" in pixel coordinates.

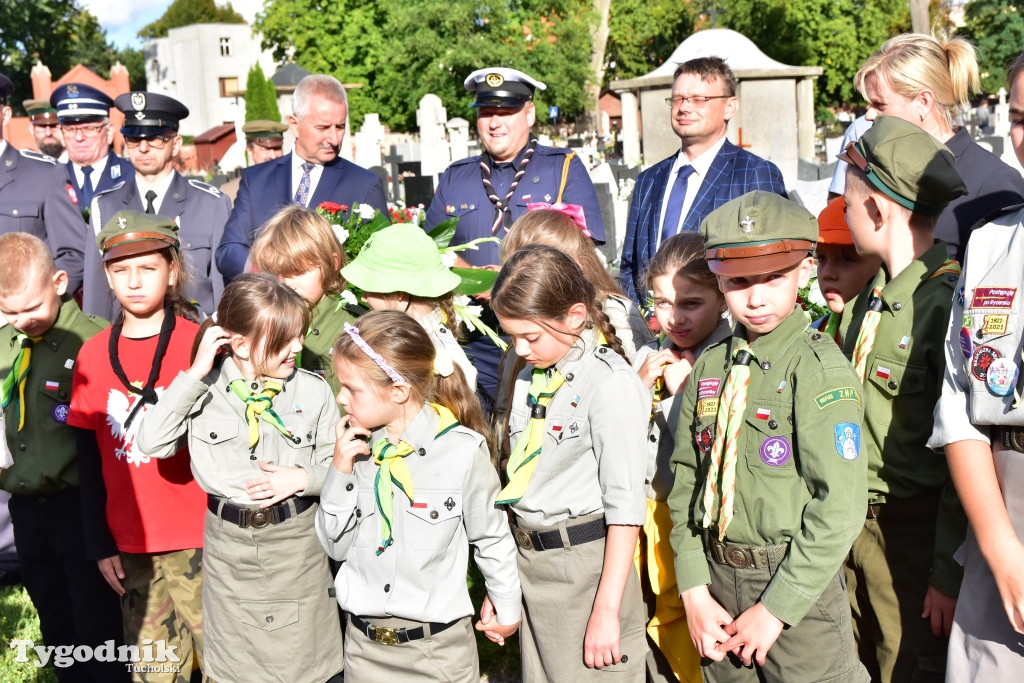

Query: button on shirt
[
  {"left": 657, "top": 135, "right": 728, "bottom": 248},
  {"left": 290, "top": 153, "right": 325, "bottom": 207}
]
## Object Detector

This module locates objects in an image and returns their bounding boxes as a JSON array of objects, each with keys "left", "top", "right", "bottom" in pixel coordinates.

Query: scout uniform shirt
[
  {"left": 415, "top": 306, "right": 477, "bottom": 391},
  {"left": 136, "top": 361, "right": 335, "bottom": 504},
  {"left": 0, "top": 300, "right": 107, "bottom": 494},
  {"left": 839, "top": 241, "right": 966, "bottom": 595},
  {"left": 506, "top": 326, "right": 648, "bottom": 527},
  {"left": 300, "top": 294, "right": 358, "bottom": 397},
  {"left": 669, "top": 308, "right": 867, "bottom": 626},
  {"left": 316, "top": 403, "right": 521, "bottom": 624}
]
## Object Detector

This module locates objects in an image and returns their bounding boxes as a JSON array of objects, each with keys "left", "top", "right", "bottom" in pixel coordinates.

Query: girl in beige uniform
[
  {"left": 492, "top": 244, "right": 650, "bottom": 681},
  {"left": 137, "top": 273, "right": 343, "bottom": 683},
  {"left": 318, "top": 310, "right": 521, "bottom": 682}
]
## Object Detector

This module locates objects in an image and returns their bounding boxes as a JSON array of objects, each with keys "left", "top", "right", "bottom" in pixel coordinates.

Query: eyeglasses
[
  {"left": 124, "top": 135, "right": 174, "bottom": 149},
  {"left": 665, "top": 95, "right": 731, "bottom": 107},
  {"left": 61, "top": 123, "right": 108, "bottom": 138}
]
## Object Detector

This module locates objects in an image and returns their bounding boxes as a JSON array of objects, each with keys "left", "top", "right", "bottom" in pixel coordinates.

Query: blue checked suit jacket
[{"left": 619, "top": 140, "right": 787, "bottom": 305}]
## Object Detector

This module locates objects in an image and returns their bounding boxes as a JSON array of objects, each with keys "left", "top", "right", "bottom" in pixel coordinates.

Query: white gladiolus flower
[
  {"left": 441, "top": 251, "right": 458, "bottom": 268},
  {"left": 357, "top": 204, "right": 376, "bottom": 221},
  {"left": 332, "top": 226, "right": 349, "bottom": 245},
  {"left": 808, "top": 279, "right": 827, "bottom": 306}
]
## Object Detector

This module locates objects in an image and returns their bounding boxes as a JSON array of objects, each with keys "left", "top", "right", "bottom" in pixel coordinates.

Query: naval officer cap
[
  {"left": 242, "top": 120, "right": 288, "bottom": 148},
  {"left": 50, "top": 83, "right": 113, "bottom": 122},
  {"left": 464, "top": 68, "right": 547, "bottom": 109},
  {"left": 23, "top": 99, "right": 59, "bottom": 123},
  {"left": 701, "top": 191, "right": 818, "bottom": 278},
  {"left": 838, "top": 115, "right": 966, "bottom": 217},
  {"left": 97, "top": 210, "right": 180, "bottom": 262},
  {"left": 0, "top": 73, "right": 14, "bottom": 105},
  {"left": 114, "top": 92, "right": 189, "bottom": 138}
]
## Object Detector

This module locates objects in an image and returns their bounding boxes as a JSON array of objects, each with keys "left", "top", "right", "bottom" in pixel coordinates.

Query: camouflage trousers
[{"left": 120, "top": 548, "right": 205, "bottom": 683}]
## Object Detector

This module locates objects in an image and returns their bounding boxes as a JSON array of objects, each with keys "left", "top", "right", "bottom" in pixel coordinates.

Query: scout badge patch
[
  {"left": 759, "top": 436, "right": 791, "bottom": 466},
  {"left": 972, "top": 346, "right": 1000, "bottom": 381},
  {"left": 987, "top": 358, "right": 1018, "bottom": 396},
  {"left": 835, "top": 423, "right": 860, "bottom": 460}
]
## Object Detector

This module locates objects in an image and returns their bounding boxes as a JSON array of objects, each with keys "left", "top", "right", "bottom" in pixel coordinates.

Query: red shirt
[{"left": 68, "top": 318, "right": 206, "bottom": 553}]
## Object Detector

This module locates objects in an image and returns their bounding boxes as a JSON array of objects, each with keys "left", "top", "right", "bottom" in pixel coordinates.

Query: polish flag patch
[
  {"left": 551, "top": 421, "right": 563, "bottom": 432},
  {"left": 411, "top": 501, "right": 428, "bottom": 509},
  {"left": 45, "top": 381, "right": 60, "bottom": 391},
  {"left": 876, "top": 367, "right": 891, "bottom": 380},
  {"left": 755, "top": 408, "right": 771, "bottom": 420}
]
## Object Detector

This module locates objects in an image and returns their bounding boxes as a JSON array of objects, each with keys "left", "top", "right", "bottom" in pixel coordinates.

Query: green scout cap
[
  {"left": 838, "top": 115, "right": 966, "bottom": 216},
  {"left": 23, "top": 99, "right": 58, "bottom": 122},
  {"left": 341, "top": 223, "right": 460, "bottom": 297},
  {"left": 701, "top": 191, "right": 817, "bottom": 277},
  {"left": 242, "top": 120, "right": 287, "bottom": 148},
  {"left": 97, "top": 210, "right": 180, "bottom": 262}
]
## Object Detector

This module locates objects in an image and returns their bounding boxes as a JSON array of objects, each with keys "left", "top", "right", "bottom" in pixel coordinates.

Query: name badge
[{"left": 971, "top": 287, "right": 1016, "bottom": 309}]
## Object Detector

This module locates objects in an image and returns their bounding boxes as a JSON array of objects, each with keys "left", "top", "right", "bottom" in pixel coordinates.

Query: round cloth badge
[
  {"left": 971, "top": 345, "right": 1001, "bottom": 381},
  {"left": 986, "top": 357, "right": 1018, "bottom": 396},
  {"left": 52, "top": 404, "right": 70, "bottom": 424},
  {"left": 759, "top": 436, "right": 791, "bottom": 467},
  {"left": 959, "top": 326, "right": 974, "bottom": 359}
]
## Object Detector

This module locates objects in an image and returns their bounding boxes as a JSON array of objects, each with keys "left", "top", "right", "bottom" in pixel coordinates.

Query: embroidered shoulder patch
[
  {"left": 835, "top": 423, "right": 861, "bottom": 460},
  {"left": 696, "top": 398, "right": 719, "bottom": 418},
  {"left": 814, "top": 386, "right": 860, "bottom": 410}
]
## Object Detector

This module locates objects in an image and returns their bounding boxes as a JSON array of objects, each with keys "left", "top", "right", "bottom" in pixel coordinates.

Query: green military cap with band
[
  {"left": 97, "top": 210, "right": 180, "bottom": 262},
  {"left": 839, "top": 114, "right": 967, "bottom": 216},
  {"left": 341, "top": 223, "right": 460, "bottom": 298},
  {"left": 242, "top": 120, "right": 287, "bottom": 148},
  {"left": 701, "top": 190, "right": 818, "bottom": 278},
  {"left": 23, "top": 99, "right": 59, "bottom": 123}
]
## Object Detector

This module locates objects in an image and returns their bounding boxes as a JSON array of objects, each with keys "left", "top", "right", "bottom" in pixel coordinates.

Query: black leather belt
[
  {"left": 706, "top": 534, "right": 788, "bottom": 569},
  {"left": 999, "top": 426, "right": 1024, "bottom": 454},
  {"left": 207, "top": 494, "right": 314, "bottom": 529},
  {"left": 349, "top": 614, "right": 458, "bottom": 645},
  {"left": 512, "top": 517, "right": 606, "bottom": 551}
]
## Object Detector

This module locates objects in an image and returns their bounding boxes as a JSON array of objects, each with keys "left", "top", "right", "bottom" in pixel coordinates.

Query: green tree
[
  {"left": 262, "top": 69, "right": 282, "bottom": 122},
  {"left": 964, "top": 1, "right": 1024, "bottom": 95},
  {"left": 605, "top": 0, "right": 699, "bottom": 84},
  {"left": 138, "top": 0, "right": 245, "bottom": 39},
  {"left": 0, "top": 0, "right": 81, "bottom": 107},
  {"left": 245, "top": 63, "right": 271, "bottom": 121}
]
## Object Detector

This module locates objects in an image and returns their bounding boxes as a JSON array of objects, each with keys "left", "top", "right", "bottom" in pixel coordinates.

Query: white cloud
[
  {"left": 81, "top": 0, "right": 164, "bottom": 29},
  {"left": 227, "top": 0, "right": 262, "bottom": 24}
]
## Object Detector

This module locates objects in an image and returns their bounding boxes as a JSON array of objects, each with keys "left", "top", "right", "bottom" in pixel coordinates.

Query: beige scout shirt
[
  {"left": 507, "top": 326, "right": 649, "bottom": 528},
  {"left": 136, "top": 360, "right": 336, "bottom": 505},
  {"left": 316, "top": 404, "right": 521, "bottom": 625},
  {"left": 415, "top": 307, "right": 477, "bottom": 392}
]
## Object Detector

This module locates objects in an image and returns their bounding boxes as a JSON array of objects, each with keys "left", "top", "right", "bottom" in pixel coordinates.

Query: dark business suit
[
  {"left": 63, "top": 150, "right": 135, "bottom": 220},
  {"left": 216, "top": 152, "right": 389, "bottom": 281},
  {"left": 619, "top": 140, "right": 787, "bottom": 305}
]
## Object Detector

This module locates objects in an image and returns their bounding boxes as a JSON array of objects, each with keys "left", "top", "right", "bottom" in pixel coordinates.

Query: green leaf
[
  {"left": 452, "top": 267, "right": 498, "bottom": 295},
  {"left": 427, "top": 217, "right": 459, "bottom": 249}
]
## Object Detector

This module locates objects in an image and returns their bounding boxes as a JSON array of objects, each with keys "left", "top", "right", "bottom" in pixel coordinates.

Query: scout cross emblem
[
  {"left": 740, "top": 215, "right": 755, "bottom": 234},
  {"left": 117, "top": 216, "right": 127, "bottom": 230}
]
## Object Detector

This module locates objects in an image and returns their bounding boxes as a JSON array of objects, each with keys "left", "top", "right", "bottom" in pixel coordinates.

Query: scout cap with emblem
[
  {"left": 464, "top": 67, "right": 547, "bottom": 109},
  {"left": 242, "top": 120, "right": 287, "bottom": 149},
  {"left": 341, "top": 223, "right": 460, "bottom": 298},
  {"left": 23, "top": 99, "right": 59, "bottom": 123},
  {"left": 97, "top": 210, "right": 180, "bottom": 262},
  {"left": 702, "top": 190, "right": 817, "bottom": 277},
  {"left": 113, "top": 92, "right": 189, "bottom": 137},
  {"left": 838, "top": 115, "right": 966, "bottom": 216},
  {"left": 0, "top": 72, "right": 13, "bottom": 104},
  {"left": 50, "top": 83, "right": 113, "bottom": 122}
]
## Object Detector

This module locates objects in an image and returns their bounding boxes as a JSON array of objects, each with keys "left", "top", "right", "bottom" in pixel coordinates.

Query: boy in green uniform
[
  {"left": 669, "top": 191, "right": 869, "bottom": 682},
  {"left": 0, "top": 232, "right": 126, "bottom": 681},
  {"left": 838, "top": 115, "right": 969, "bottom": 683}
]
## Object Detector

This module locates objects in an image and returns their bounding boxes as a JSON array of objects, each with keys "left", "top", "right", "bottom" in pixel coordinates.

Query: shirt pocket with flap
[
  {"left": 405, "top": 490, "right": 463, "bottom": 551},
  {"left": 535, "top": 413, "right": 588, "bottom": 475},
  {"left": 351, "top": 489, "right": 378, "bottom": 549},
  {"left": 279, "top": 418, "right": 317, "bottom": 465},
  {"left": 36, "top": 376, "right": 72, "bottom": 433},
  {"left": 743, "top": 400, "right": 796, "bottom": 473},
  {"left": 0, "top": 202, "right": 42, "bottom": 235},
  {"left": 865, "top": 354, "right": 928, "bottom": 427}
]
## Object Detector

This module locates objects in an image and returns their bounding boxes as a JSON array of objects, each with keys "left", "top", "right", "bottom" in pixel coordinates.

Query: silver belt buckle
[{"left": 513, "top": 527, "right": 534, "bottom": 550}]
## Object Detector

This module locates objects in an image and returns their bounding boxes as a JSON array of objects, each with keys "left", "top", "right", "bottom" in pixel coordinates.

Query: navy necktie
[
  {"left": 660, "top": 164, "right": 696, "bottom": 243},
  {"left": 80, "top": 165, "right": 95, "bottom": 209}
]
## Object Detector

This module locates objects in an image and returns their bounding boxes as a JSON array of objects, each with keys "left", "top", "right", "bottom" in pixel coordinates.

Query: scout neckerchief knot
[
  {"left": 373, "top": 403, "right": 460, "bottom": 554},
  {"left": 343, "top": 322, "right": 405, "bottom": 383},
  {"left": 496, "top": 367, "right": 566, "bottom": 505},
  {"left": 228, "top": 379, "right": 295, "bottom": 449},
  {"left": 480, "top": 138, "right": 537, "bottom": 235},
  {"left": 1, "top": 334, "right": 42, "bottom": 431},
  {"left": 702, "top": 337, "right": 755, "bottom": 540}
]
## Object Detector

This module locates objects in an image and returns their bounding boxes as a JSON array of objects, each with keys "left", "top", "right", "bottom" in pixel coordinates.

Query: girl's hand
[
  {"left": 662, "top": 349, "right": 696, "bottom": 396},
  {"left": 583, "top": 604, "right": 621, "bottom": 668},
  {"left": 333, "top": 415, "right": 371, "bottom": 474},
  {"left": 187, "top": 325, "right": 230, "bottom": 380},
  {"left": 97, "top": 555, "right": 126, "bottom": 596},
  {"left": 245, "top": 462, "right": 309, "bottom": 507},
  {"left": 637, "top": 348, "right": 683, "bottom": 389},
  {"left": 474, "top": 595, "right": 521, "bottom": 646},
  {"left": 680, "top": 584, "right": 733, "bottom": 661}
]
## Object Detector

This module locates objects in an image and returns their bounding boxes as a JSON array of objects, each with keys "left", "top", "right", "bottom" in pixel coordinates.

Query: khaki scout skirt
[
  {"left": 202, "top": 502, "right": 343, "bottom": 683},
  {"left": 516, "top": 516, "right": 648, "bottom": 682},
  {"left": 343, "top": 615, "right": 478, "bottom": 683}
]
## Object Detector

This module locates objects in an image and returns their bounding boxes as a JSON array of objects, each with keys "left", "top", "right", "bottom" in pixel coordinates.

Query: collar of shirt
[
  {"left": 658, "top": 134, "right": 728, "bottom": 245},
  {"left": 875, "top": 241, "right": 952, "bottom": 315},
  {"left": 135, "top": 170, "right": 176, "bottom": 214},
  {"left": 486, "top": 139, "right": 534, "bottom": 171},
  {"left": 219, "top": 354, "right": 294, "bottom": 399},
  {"left": 73, "top": 154, "right": 109, "bottom": 188},
  {"left": 415, "top": 306, "right": 445, "bottom": 332},
  {"left": 737, "top": 306, "right": 811, "bottom": 366},
  {"left": 291, "top": 151, "right": 325, "bottom": 205},
  {"left": 658, "top": 316, "right": 731, "bottom": 358},
  {"left": 371, "top": 403, "right": 439, "bottom": 458},
  {"left": 551, "top": 325, "right": 600, "bottom": 388},
  {"left": 0, "top": 140, "right": 7, "bottom": 159}
]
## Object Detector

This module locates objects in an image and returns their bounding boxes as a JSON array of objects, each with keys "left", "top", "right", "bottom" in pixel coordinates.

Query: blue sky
[{"left": 82, "top": 0, "right": 262, "bottom": 49}]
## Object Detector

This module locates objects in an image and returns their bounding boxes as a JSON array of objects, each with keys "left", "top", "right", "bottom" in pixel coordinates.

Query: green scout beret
[
  {"left": 839, "top": 115, "right": 966, "bottom": 216},
  {"left": 701, "top": 191, "right": 817, "bottom": 277},
  {"left": 242, "top": 120, "right": 287, "bottom": 147},
  {"left": 341, "top": 223, "right": 460, "bottom": 298},
  {"left": 97, "top": 210, "right": 180, "bottom": 262}
]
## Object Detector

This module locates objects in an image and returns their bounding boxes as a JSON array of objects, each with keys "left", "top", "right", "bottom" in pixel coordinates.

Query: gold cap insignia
[{"left": 485, "top": 73, "right": 504, "bottom": 88}]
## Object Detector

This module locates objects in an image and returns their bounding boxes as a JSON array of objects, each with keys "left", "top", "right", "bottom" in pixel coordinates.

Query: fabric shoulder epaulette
[
  {"left": 19, "top": 149, "right": 56, "bottom": 165},
  {"left": 535, "top": 145, "right": 573, "bottom": 157},
  {"left": 804, "top": 328, "right": 855, "bottom": 372},
  {"left": 447, "top": 154, "right": 483, "bottom": 169},
  {"left": 187, "top": 179, "right": 222, "bottom": 198}
]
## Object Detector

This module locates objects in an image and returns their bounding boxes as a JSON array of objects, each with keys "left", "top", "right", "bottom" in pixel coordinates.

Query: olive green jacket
[{"left": 300, "top": 295, "right": 357, "bottom": 399}]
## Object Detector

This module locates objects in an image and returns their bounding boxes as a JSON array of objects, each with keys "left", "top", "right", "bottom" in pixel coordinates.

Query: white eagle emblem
[{"left": 106, "top": 388, "right": 163, "bottom": 466}]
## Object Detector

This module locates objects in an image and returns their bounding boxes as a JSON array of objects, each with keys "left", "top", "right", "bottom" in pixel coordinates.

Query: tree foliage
[
  {"left": 138, "top": 0, "right": 245, "bottom": 39},
  {"left": 963, "top": 1, "right": 1024, "bottom": 95},
  {"left": 604, "top": 0, "right": 699, "bottom": 84},
  {"left": 244, "top": 63, "right": 281, "bottom": 122}
]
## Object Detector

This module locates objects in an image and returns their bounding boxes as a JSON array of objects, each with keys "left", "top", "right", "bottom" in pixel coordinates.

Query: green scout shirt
[
  {"left": 0, "top": 299, "right": 108, "bottom": 495},
  {"left": 300, "top": 295, "right": 357, "bottom": 400},
  {"left": 669, "top": 308, "right": 867, "bottom": 626},
  {"left": 838, "top": 241, "right": 967, "bottom": 595}
]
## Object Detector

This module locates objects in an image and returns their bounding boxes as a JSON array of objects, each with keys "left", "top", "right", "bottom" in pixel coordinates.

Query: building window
[
  {"left": 220, "top": 37, "right": 232, "bottom": 56},
  {"left": 219, "top": 77, "right": 239, "bottom": 97}
]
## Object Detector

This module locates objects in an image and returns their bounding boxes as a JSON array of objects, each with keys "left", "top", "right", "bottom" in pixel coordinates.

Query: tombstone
[
  {"left": 417, "top": 94, "right": 450, "bottom": 177},
  {"left": 369, "top": 166, "right": 390, "bottom": 201},
  {"left": 447, "top": 117, "right": 470, "bottom": 162},
  {"left": 383, "top": 145, "right": 404, "bottom": 203},
  {"left": 354, "top": 114, "right": 386, "bottom": 169},
  {"left": 594, "top": 183, "right": 617, "bottom": 264},
  {"left": 398, "top": 161, "right": 422, "bottom": 177},
  {"left": 404, "top": 176, "right": 435, "bottom": 210}
]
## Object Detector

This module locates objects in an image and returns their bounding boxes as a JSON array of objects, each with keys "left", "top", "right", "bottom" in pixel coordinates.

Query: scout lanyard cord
[
  {"left": 479, "top": 138, "right": 537, "bottom": 235},
  {"left": 107, "top": 307, "right": 176, "bottom": 431}
]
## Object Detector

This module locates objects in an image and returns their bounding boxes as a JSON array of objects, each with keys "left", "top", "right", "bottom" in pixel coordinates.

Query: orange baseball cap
[{"left": 817, "top": 197, "right": 853, "bottom": 246}]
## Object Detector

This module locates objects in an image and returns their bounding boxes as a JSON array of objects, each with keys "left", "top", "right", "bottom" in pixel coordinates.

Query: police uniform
[
  {"left": 136, "top": 361, "right": 343, "bottom": 683},
  {"left": 85, "top": 92, "right": 230, "bottom": 320},
  {"left": 836, "top": 116, "right": 969, "bottom": 683},
  {"left": 301, "top": 294, "right": 358, "bottom": 398},
  {"left": 317, "top": 403, "right": 521, "bottom": 682},
  {"left": 669, "top": 192, "right": 868, "bottom": 682},
  {"left": 929, "top": 205, "right": 1024, "bottom": 681},
  {"left": 507, "top": 326, "right": 650, "bottom": 682},
  {"left": 1, "top": 298, "right": 126, "bottom": 681}
]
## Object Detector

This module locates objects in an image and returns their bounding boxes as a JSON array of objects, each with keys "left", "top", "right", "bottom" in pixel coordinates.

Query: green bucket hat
[
  {"left": 97, "top": 210, "right": 180, "bottom": 262},
  {"left": 341, "top": 223, "right": 460, "bottom": 297}
]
